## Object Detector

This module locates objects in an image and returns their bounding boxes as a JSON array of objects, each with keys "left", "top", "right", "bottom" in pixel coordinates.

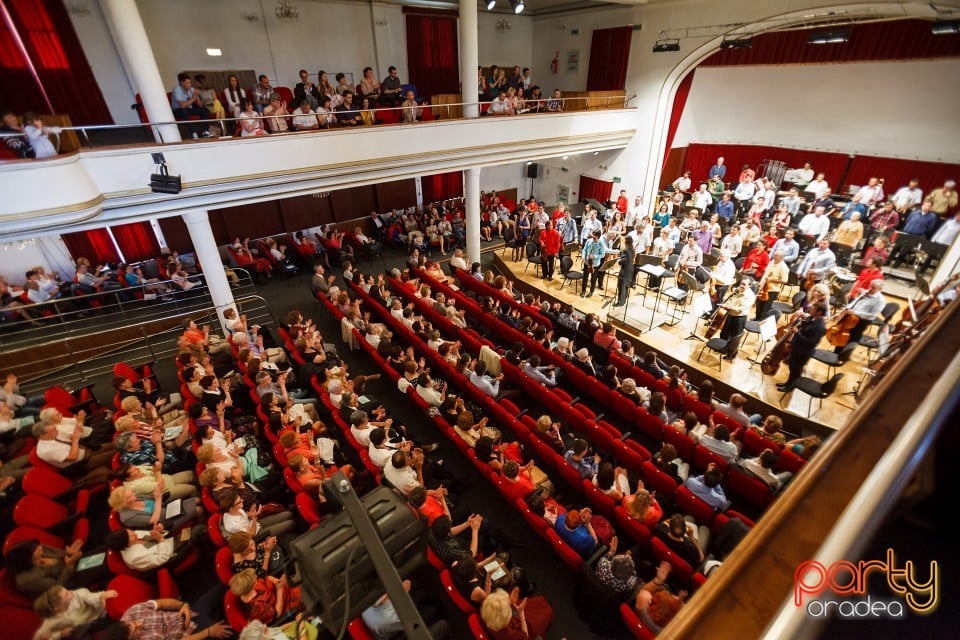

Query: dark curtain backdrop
[
  {"left": 680, "top": 143, "right": 851, "bottom": 187},
  {"left": 422, "top": 171, "right": 463, "bottom": 203},
  {"left": 404, "top": 9, "right": 459, "bottom": 99},
  {"left": 0, "top": 0, "right": 112, "bottom": 124},
  {"left": 578, "top": 175, "right": 614, "bottom": 204},
  {"left": 701, "top": 19, "right": 960, "bottom": 67},
  {"left": 586, "top": 26, "right": 632, "bottom": 91},
  {"left": 62, "top": 228, "right": 119, "bottom": 265},
  {"left": 111, "top": 221, "right": 160, "bottom": 262},
  {"left": 662, "top": 70, "right": 694, "bottom": 173},
  {"left": 157, "top": 216, "right": 194, "bottom": 254}
]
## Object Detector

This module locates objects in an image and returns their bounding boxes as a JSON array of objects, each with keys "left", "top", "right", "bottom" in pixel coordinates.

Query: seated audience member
[
  {"left": 564, "top": 438, "right": 599, "bottom": 480},
  {"left": 698, "top": 422, "right": 739, "bottom": 463},
  {"left": 291, "top": 99, "right": 319, "bottom": 131},
  {"left": 683, "top": 463, "right": 730, "bottom": 511},
  {"left": 108, "top": 485, "right": 198, "bottom": 533},
  {"left": 545, "top": 88, "right": 563, "bottom": 112},
  {"left": 380, "top": 66, "right": 403, "bottom": 105},
  {"left": 739, "top": 449, "right": 793, "bottom": 492},
  {"left": 193, "top": 74, "right": 226, "bottom": 122},
  {"left": 293, "top": 69, "right": 321, "bottom": 109},
  {"left": 786, "top": 435, "right": 822, "bottom": 459},
  {"left": 622, "top": 487, "right": 663, "bottom": 530},
  {"left": 641, "top": 351, "right": 667, "bottom": 379},
  {"left": 229, "top": 568, "right": 302, "bottom": 625},
  {"left": 252, "top": 74, "right": 273, "bottom": 113},
  {"left": 716, "top": 393, "right": 751, "bottom": 427},
  {"left": 218, "top": 488, "right": 297, "bottom": 539},
  {"left": 336, "top": 91, "right": 363, "bottom": 126},
  {"left": 480, "top": 587, "right": 553, "bottom": 640},
  {"left": 113, "top": 461, "right": 197, "bottom": 501},
  {"left": 651, "top": 443, "right": 690, "bottom": 484},
  {"left": 633, "top": 561, "right": 688, "bottom": 634},
  {"left": 32, "top": 420, "right": 113, "bottom": 485},
  {"left": 104, "top": 521, "right": 203, "bottom": 572},
  {"left": 384, "top": 449, "right": 425, "bottom": 497},
  {"left": 229, "top": 531, "right": 282, "bottom": 578},
  {"left": 534, "top": 414, "right": 568, "bottom": 453},
  {"left": 315, "top": 95, "right": 337, "bottom": 128},
  {"left": 103, "top": 598, "right": 233, "bottom": 640},
  {"left": 400, "top": 90, "right": 423, "bottom": 123},
  {"left": 594, "top": 536, "right": 639, "bottom": 600},
  {"left": 553, "top": 508, "right": 598, "bottom": 557},
  {"left": 653, "top": 514, "right": 706, "bottom": 571},
  {"left": 428, "top": 514, "right": 483, "bottom": 566},
  {"left": 5, "top": 538, "right": 83, "bottom": 598},
  {"left": 487, "top": 90, "right": 511, "bottom": 116},
  {"left": 33, "top": 584, "right": 117, "bottom": 640},
  {"left": 170, "top": 72, "right": 210, "bottom": 138},
  {"left": 361, "top": 581, "right": 450, "bottom": 639},
  {"left": 262, "top": 93, "right": 290, "bottom": 134}
]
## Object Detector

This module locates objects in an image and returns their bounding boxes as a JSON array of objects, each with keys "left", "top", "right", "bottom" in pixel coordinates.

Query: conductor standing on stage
[
  {"left": 614, "top": 235, "right": 636, "bottom": 308},
  {"left": 718, "top": 277, "right": 756, "bottom": 360}
]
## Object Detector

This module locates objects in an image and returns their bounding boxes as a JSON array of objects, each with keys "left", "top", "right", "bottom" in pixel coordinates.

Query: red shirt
[
  {"left": 616, "top": 195, "right": 628, "bottom": 214},
  {"left": 540, "top": 228, "right": 561, "bottom": 257},
  {"left": 849, "top": 267, "right": 884, "bottom": 299},
  {"left": 741, "top": 247, "right": 769, "bottom": 277},
  {"left": 419, "top": 496, "right": 445, "bottom": 525},
  {"left": 500, "top": 471, "right": 535, "bottom": 503}
]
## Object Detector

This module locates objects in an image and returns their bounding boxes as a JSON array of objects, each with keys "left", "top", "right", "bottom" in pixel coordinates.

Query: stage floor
[{"left": 491, "top": 249, "right": 889, "bottom": 434}]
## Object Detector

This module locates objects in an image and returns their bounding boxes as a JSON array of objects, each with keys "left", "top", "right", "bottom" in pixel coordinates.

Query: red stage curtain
[
  {"left": 845, "top": 156, "right": 960, "bottom": 202},
  {"left": 579, "top": 175, "right": 614, "bottom": 204},
  {"left": 586, "top": 26, "right": 632, "bottom": 91},
  {"left": 701, "top": 19, "right": 960, "bottom": 67},
  {"left": 62, "top": 228, "right": 119, "bottom": 265},
  {"left": 404, "top": 9, "right": 459, "bottom": 101},
  {"left": 681, "top": 143, "right": 850, "bottom": 187},
  {"left": 112, "top": 221, "right": 160, "bottom": 262},
  {"left": 661, "top": 70, "right": 694, "bottom": 173},
  {"left": 422, "top": 171, "right": 463, "bottom": 203},
  {"left": 0, "top": 0, "right": 112, "bottom": 124}
]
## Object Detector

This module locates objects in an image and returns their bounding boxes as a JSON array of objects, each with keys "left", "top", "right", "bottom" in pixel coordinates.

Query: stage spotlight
[
  {"left": 808, "top": 29, "right": 850, "bottom": 44},
  {"left": 720, "top": 37, "right": 752, "bottom": 49},
  {"left": 487, "top": 0, "right": 496, "bottom": 10},
  {"left": 931, "top": 19, "right": 960, "bottom": 35},
  {"left": 509, "top": 0, "right": 524, "bottom": 14},
  {"left": 149, "top": 152, "right": 181, "bottom": 194},
  {"left": 652, "top": 39, "right": 680, "bottom": 53}
]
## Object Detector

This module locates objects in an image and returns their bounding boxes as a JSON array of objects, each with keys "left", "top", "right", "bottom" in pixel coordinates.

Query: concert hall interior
[{"left": 0, "top": 1, "right": 958, "bottom": 640}]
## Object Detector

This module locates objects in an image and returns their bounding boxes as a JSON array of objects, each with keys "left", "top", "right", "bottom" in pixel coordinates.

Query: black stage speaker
[{"left": 527, "top": 163, "right": 540, "bottom": 179}]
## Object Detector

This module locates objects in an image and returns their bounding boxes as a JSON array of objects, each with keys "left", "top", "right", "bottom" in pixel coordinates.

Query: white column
[
  {"left": 99, "top": 0, "right": 180, "bottom": 143},
  {"left": 464, "top": 168, "right": 481, "bottom": 265},
  {"left": 459, "top": 0, "right": 479, "bottom": 119},
  {"left": 182, "top": 209, "right": 236, "bottom": 333}
]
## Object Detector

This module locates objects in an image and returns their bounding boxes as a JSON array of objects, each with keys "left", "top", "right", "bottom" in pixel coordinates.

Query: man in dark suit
[
  {"left": 778, "top": 302, "right": 828, "bottom": 391},
  {"left": 613, "top": 235, "right": 635, "bottom": 307}
]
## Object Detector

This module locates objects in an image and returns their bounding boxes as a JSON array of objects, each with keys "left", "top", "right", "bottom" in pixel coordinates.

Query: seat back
[
  {"left": 21, "top": 466, "right": 73, "bottom": 498},
  {"left": 727, "top": 467, "right": 772, "bottom": 511},
  {"left": 215, "top": 546, "right": 235, "bottom": 585},
  {"left": 661, "top": 424, "right": 695, "bottom": 461},
  {"left": 105, "top": 574, "right": 158, "bottom": 620},
  {"left": 777, "top": 448, "right": 808, "bottom": 475},
  {"left": 440, "top": 569, "right": 477, "bottom": 614},
  {"left": 620, "top": 602, "right": 657, "bottom": 640},
  {"left": 674, "top": 485, "right": 717, "bottom": 527},
  {"left": 640, "top": 461, "right": 678, "bottom": 500},
  {"left": 693, "top": 444, "right": 731, "bottom": 475},
  {"left": 650, "top": 536, "right": 694, "bottom": 584},
  {"left": 207, "top": 513, "right": 228, "bottom": 547},
  {"left": 224, "top": 589, "right": 251, "bottom": 632},
  {"left": 13, "top": 494, "right": 70, "bottom": 529}
]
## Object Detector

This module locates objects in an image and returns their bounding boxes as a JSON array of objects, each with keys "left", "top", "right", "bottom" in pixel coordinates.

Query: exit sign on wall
[{"left": 613, "top": 177, "right": 622, "bottom": 183}]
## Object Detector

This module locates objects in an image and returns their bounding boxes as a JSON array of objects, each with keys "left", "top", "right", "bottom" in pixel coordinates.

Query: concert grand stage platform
[{"left": 491, "top": 251, "right": 878, "bottom": 437}]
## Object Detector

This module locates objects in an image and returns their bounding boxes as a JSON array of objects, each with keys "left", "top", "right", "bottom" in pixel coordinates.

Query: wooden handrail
[{"left": 661, "top": 299, "right": 959, "bottom": 639}]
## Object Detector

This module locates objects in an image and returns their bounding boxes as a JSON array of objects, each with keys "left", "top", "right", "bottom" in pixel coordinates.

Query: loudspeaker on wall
[{"left": 526, "top": 163, "right": 539, "bottom": 179}]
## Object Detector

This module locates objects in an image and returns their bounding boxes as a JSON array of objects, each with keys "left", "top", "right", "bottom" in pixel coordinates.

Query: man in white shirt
[
  {"left": 804, "top": 173, "right": 830, "bottom": 199},
  {"left": 699, "top": 424, "right": 739, "bottom": 463},
  {"left": 384, "top": 449, "right": 423, "bottom": 496},
  {"left": 672, "top": 171, "right": 692, "bottom": 193},
  {"left": 779, "top": 188, "right": 804, "bottom": 217},
  {"left": 891, "top": 179, "right": 923, "bottom": 213},
  {"left": 522, "top": 355, "right": 557, "bottom": 387},
  {"left": 679, "top": 235, "right": 703, "bottom": 276},
  {"left": 784, "top": 162, "right": 815, "bottom": 188},
  {"left": 692, "top": 183, "right": 713, "bottom": 212},
  {"left": 367, "top": 428, "right": 395, "bottom": 469},
  {"left": 580, "top": 210, "right": 602, "bottom": 244},
  {"left": 739, "top": 450, "right": 793, "bottom": 492},
  {"left": 797, "top": 206, "right": 831, "bottom": 240},
  {"left": 733, "top": 179, "right": 756, "bottom": 217},
  {"left": 291, "top": 99, "right": 319, "bottom": 131},
  {"left": 754, "top": 180, "right": 776, "bottom": 213},
  {"left": 468, "top": 361, "right": 502, "bottom": 398},
  {"left": 488, "top": 90, "right": 510, "bottom": 115},
  {"left": 797, "top": 238, "right": 837, "bottom": 286},
  {"left": 627, "top": 223, "right": 649, "bottom": 255},
  {"left": 626, "top": 196, "right": 646, "bottom": 228},
  {"left": 449, "top": 248, "right": 467, "bottom": 271},
  {"left": 836, "top": 279, "right": 885, "bottom": 353},
  {"left": 720, "top": 225, "right": 743, "bottom": 258},
  {"left": 708, "top": 251, "right": 736, "bottom": 312},
  {"left": 853, "top": 177, "right": 885, "bottom": 212}
]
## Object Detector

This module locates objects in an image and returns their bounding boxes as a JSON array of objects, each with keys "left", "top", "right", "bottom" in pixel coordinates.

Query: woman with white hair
[
  {"left": 552, "top": 336, "right": 574, "bottom": 361},
  {"left": 479, "top": 587, "right": 553, "bottom": 640}
]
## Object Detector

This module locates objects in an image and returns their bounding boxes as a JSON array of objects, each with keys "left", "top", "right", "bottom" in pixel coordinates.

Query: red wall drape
[
  {"left": 422, "top": 171, "right": 463, "bottom": 203},
  {"left": 661, "top": 70, "right": 694, "bottom": 173},
  {"left": 62, "top": 228, "right": 119, "bottom": 265},
  {"left": 404, "top": 10, "right": 459, "bottom": 100},
  {"left": 0, "top": 0, "right": 112, "bottom": 124},
  {"left": 586, "top": 26, "right": 633, "bottom": 91},
  {"left": 701, "top": 19, "right": 960, "bottom": 67},
  {"left": 111, "top": 221, "right": 160, "bottom": 262},
  {"left": 680, "top": 143, "right": 850, "bottom": 187},
  {"left": 578, "top": 175, "right": 614, "bottom": 204}
]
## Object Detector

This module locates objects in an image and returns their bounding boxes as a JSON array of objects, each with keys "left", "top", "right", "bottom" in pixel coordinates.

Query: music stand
[
  {"left": 915, "top": 273, "right": 931, "bottom": 296},
  {"left": 681, "top": 271, "right": 708, "bottom": 340},
  {"left": 598, "top": 256, "right": 620, "bottom": 306}
]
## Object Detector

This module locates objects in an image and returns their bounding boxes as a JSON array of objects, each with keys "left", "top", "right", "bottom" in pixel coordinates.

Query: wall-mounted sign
[{"left": 566, "top": 50, "right": 580, "bottom": 74}]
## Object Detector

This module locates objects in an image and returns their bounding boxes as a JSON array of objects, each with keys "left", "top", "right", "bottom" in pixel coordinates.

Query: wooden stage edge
[{"left": 490, "top": 252, "right": 888, "bottom": 439}]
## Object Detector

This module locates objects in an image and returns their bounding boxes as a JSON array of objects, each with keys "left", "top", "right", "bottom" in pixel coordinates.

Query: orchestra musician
[
  {"left": 613, "top": 235, "right": 636, "bottom": 308},
  {"left": 738, "top": 241, "right": 769, "bottom": 280},
  {"left": 580, "top": 229, "right": 615, "bottom": 298},
  {"left": 847, "top": 257, "right": 884, "bottom": 300},
  {"left": 755, "top": 250, "right": 789, "bottom": 320},
  {"left": 796, "top": 238, "right": 837, "bottom": 289},
  {"left": 776, "top": 302, "right": 828, "bottom": 392},
  {"left": 716, "top": 277, "right": 756, "bottom": 360},
  {"left": 706, "top": 250, "right": 736, "bottom": 314},
  {"left": 678, "top": 236, "right": 704, "bottom": 286},
  {"left": 832, "top": 279, "right": 886, "bottom": 354}
]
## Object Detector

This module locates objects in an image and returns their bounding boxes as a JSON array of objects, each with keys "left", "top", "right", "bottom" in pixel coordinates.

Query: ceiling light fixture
[
  {"left": 931, "top": 19, "right": 960, "bottom": 35},
  {"left": 652, "top": 39, "right": 680, "bottom": 53},
  {"left": 206, "top": 48, "right": 222, "bottom": 56},
  {"left": 720, "top": 36, "right": 752, "bottom": 49},
  {"left": 487, "top": 0, "right": 496, "bottom": 9},
  {"left": 808, "top": 29, "right": 850, "bottom": 44},
  {"left": 508, "top": 0, "right": 524, "bottom": 15},
  {"left": 275, "top": 0, "right": 299, "bottom": 23},
  {"left": 562, "top": 155, "right": 569, "bottom": 160},
  {"left": 495, "top": 19, "right": 511, "bottom": 31}
]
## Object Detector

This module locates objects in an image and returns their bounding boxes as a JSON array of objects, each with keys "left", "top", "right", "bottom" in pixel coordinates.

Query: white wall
[
  {"left": 69, "top": 1, "right": 138, "bottom": 124},
  {"left": 671, "top": 60, "right": 960, "bottom": 163},
  {"left": 480, "top": 163, "right": 528, "bottom": 200},
  {"left": 531, "top": 7, "right": 635, "bottom": 92},
  {"left": 478, "top": 13, "right": 533, "bottom": 70},
  {"left": 132, "top": 0, "right": 392, "bottom": 89}
]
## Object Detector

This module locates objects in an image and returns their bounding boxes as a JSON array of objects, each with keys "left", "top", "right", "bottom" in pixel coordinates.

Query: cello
[
  {"left": 760, "top": 314, "right": 802, "bottom": 375},
  {"left": 824, "top": 306, "right": 861, "bottom": 347}
]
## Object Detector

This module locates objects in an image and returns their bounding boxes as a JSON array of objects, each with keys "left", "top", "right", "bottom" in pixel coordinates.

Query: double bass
[{"left": 761, "top": 314, "right": 803, "bottom": 375}]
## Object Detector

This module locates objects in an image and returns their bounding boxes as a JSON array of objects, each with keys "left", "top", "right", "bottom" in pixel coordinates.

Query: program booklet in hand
[{"left": 165, "top": 499, "right": 182, "bottom": 520}]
